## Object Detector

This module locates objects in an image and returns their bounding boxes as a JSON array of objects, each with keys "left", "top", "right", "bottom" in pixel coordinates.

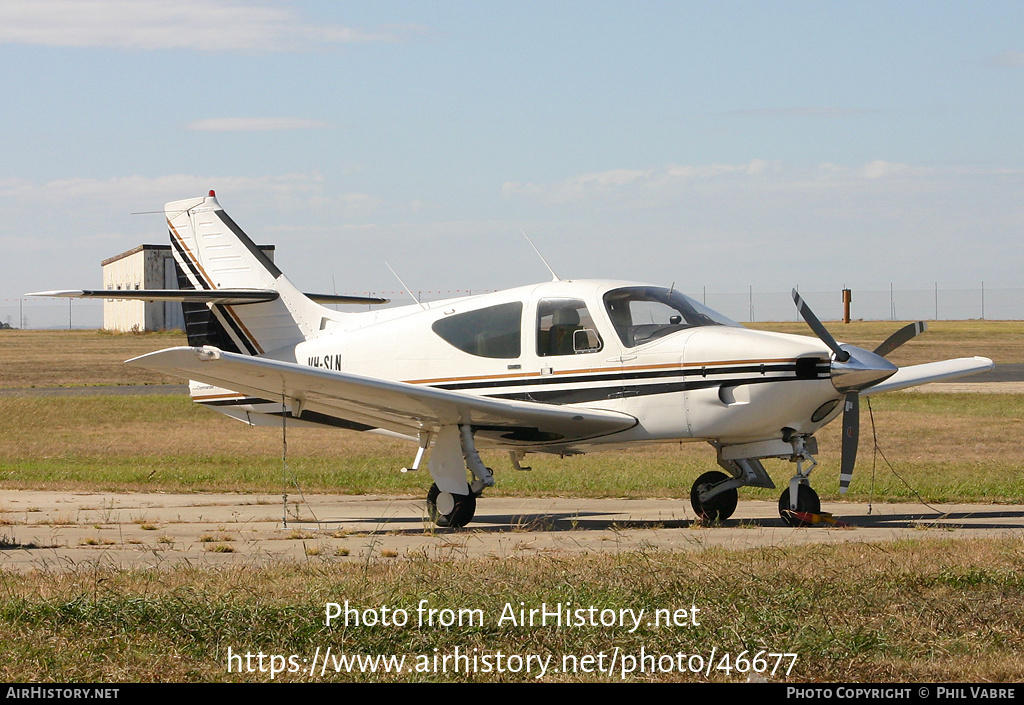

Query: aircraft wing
[
  {"left": 126, "top": 346, "right": 638, "bottom": 445},
  {"left": 862, "top": 356, "right": 995, "bottom": 396}
]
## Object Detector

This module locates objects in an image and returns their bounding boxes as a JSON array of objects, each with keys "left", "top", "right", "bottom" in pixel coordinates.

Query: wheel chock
[{"left": 788, "top": 510, "right": 849, "bottom": 527}]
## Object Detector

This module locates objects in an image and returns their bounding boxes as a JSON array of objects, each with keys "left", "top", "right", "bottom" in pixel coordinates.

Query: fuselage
[{"left": 272, "top": 279, "right": 843, "bottom": 452}]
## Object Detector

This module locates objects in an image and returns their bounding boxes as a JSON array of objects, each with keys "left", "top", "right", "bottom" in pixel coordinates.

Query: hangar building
[{"left": 101, "top": 244, "right": 274, "bottom": 332}]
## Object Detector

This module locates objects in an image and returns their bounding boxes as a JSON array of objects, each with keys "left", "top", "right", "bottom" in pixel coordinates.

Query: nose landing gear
[
  {"left": 778, "top": 483, "right": 821, "bottom": 527},
  {"left": 779, "top": 436, "right": 821, "bottom": 527}
]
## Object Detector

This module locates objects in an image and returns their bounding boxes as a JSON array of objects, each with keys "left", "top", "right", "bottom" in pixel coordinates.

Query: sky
[{"left": 2, "top": 0, "right": 1023, "bottom": 316}]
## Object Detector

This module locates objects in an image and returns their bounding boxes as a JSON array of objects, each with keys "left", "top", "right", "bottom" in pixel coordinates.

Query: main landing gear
[
  {"left": 426, "top": 483, "right": 477, "bottom": 528},
  {"left": 417, "top": 425, "right": 493, "bottom": 529},
  {"left": 690, "top": 471, "right": 739, "bottom": 521}
]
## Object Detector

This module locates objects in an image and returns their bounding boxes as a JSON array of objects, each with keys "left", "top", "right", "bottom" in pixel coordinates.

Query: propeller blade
[
  {"left": 792, "top": 289, "right": 850, "bottom": 362},
  {"left": 839, "top": 392, "right": 859, "bottom": 494},
  {"left": 873, "top": 321, "right": 928, "bottom": 358}
]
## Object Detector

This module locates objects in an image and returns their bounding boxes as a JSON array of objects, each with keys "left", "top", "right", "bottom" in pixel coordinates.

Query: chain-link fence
[
  {"left": 1, "top": 299, "right": 103, "bottom": 330},
  {"left": 698, "top": 284, "right": 1019, "bottom": 323},
  {"left": 3, "top": 284, "right": 1020, "bottom": 330}
]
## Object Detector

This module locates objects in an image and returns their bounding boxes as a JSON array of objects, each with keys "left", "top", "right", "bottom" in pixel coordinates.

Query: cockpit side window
[
  {"left": 536, "top": 298, "right": 603, "bottom": 356},
  {"left": 431, "top": 302, "right": 523, "bottom": 359},
  {"left": 603, "top": 287, "right": 739, "bottom": 347}
]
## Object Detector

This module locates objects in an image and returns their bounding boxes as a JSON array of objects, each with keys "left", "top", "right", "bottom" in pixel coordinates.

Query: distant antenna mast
[
  {"left": 521, "top": 229, "right": 560, "bottom": 282},
  {"left": 385, "top": 262, "right": 425, "bottom": 310}
]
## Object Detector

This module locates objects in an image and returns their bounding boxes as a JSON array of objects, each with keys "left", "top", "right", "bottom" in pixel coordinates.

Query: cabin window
[
  {"left": 431, "top": 302, "right": 522, "bottom": 359},
  {"left": 536, "top": 298, "right": 603, "bottom": 356},
  {"left": 603, "top": 286, "right": 739, "bottom": 347}
]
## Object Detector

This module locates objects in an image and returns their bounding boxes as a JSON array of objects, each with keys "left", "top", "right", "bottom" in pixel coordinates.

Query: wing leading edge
[
  {"left": 863, "top": 356, "right": 995, "bottom": 396},
  {"left": 126, "top": 346, "right": 638, "bottom": 446}
]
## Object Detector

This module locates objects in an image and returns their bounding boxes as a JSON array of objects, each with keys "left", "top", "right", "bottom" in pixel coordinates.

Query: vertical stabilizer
[{"left": 167, "top": 192, "right": 325, "bottom": 357}]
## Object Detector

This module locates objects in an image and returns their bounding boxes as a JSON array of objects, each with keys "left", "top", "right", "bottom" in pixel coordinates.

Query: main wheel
[
  {"left": 426, "top": 483, "right": 477, "bottom": 528},
  {"left": 778, "top": 484, "right": 821, "bottom": 527},
  {"left": 690, "top": 471, "right": 738, "bottom": 521}
]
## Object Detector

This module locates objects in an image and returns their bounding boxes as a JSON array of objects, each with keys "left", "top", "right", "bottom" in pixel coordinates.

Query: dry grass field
[
  {"left": 0, "top": 539, "right": 1020, "bottom": 682},
  {"left": 0, "top": 326, "right": 1022, "bottom": 683},
  {"left": 0, "top": 329, "right": 186, "bottom": 388}
]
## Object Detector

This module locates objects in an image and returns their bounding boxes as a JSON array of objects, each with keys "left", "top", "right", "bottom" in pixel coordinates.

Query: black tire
[
  {"left": 426, "top": 483, "right": 476, "bottom": 528},
  {"left": 690, "top": 471, "right": 738, "bottom": 521},
  {"left": 778, "top": 484, "right": 821, "bottom": 527}
]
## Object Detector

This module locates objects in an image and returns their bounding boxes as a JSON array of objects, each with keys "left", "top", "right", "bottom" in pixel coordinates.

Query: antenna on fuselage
[
  {"left": 385, "top": 262, "right": 426, "bottom": 310},
  {"left": 520, "top": 229, "right": 560, "bottom": 282}
]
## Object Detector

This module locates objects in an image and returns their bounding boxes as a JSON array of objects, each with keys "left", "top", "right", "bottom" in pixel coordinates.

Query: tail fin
[{"left": 167, "top": 191, "right": 324, "bottom": 357}]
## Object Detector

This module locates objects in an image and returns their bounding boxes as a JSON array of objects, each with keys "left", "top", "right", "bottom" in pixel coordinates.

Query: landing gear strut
[
  {"left": 426, "top": 483, "right": 476, "bottom": 528},
  {"left": 690, "top": 471, "right": 739, "bottom": 521},
  {"left": 778, "top": 435, "right": 821, "bottom": 527}
]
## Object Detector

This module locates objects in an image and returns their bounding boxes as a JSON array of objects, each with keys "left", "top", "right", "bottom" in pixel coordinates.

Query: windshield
[{"left": 603, "top": 286, "right": 739, "bottom": 347}]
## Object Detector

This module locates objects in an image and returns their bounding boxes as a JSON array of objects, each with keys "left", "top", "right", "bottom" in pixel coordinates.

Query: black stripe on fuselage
[
  {"left": 195, "top": 363, "right": 827, "bottom": 434},
  {"left": 484, "top": 373, "right": 818, "bottom": 405},
  {"left": 431, "top": 362, "right": 829, "bottom": 393}
]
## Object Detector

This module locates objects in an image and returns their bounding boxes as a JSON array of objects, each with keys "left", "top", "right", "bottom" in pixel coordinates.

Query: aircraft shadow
[
  {"left": 838, "top": 508, "right": 1024, "bottom": 531},
  {"left": 326, "top": 507, "right": 1024, "bottom": 535}
]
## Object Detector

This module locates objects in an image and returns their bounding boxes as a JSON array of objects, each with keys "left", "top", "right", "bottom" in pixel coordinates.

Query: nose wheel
[
  {"left": 690, "top": 471, "right": 739, "bottom": 521},
  {"left": 426, "top": 483, "right": 477, "bottom": 528},
  {"left": 778, "top": 484, "right": 821, "bottom": 527}
]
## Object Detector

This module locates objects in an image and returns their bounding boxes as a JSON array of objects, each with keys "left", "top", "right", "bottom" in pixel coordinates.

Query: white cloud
[
  {"left": 666, "top": 159, "right": 770, "bottom": 179},
  {"left": 860, "top": 160, "right": 921, "bottom": 179},
  {"left": 0, "top": 1, "right": 425, "bottom": 52},
  {"left": 503, "top": 160, "right": 772, "bottom": 203},
  {"left": 186, "top": 118, "right": 329, "bottom": 132}
]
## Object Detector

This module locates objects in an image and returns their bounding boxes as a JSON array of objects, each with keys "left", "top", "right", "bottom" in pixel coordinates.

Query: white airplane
[{"left": 32, "top": 191, "right": 995, "bottom": 528}]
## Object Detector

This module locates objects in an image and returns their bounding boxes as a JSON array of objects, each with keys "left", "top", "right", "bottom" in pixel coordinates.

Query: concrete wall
[{"left": 102, "top": 246, "right": 169, "bottom": 332}]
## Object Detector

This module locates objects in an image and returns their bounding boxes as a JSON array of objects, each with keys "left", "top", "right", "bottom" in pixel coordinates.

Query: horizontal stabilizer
[
  {"left": 863, "top": 357, "right": 995, "bottom": 395},
  {"left": 29, "top": 289, "right": 279, "bottom": 305},
  {"left": 126, "top": 346, "right": 638, "bottom": 445},
  {"left": 28, "top": 289, "right": 389, "bottom": 306}
]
